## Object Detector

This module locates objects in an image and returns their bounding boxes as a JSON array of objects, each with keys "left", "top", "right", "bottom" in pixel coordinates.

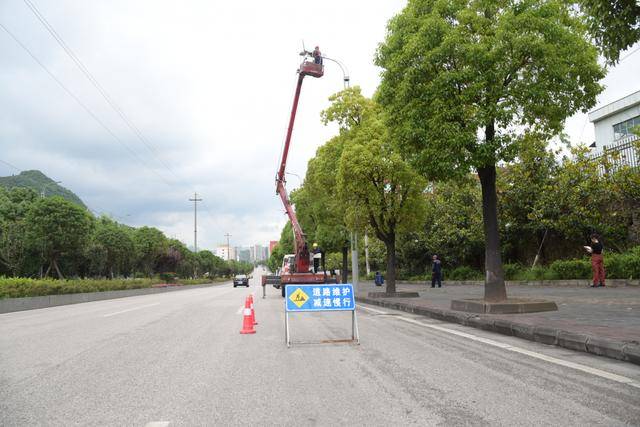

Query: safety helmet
[{"left": 313, "top": 242, "right": 318, "bottom": 248}]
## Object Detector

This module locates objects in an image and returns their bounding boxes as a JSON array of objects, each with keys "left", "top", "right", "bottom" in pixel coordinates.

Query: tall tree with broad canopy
[
  {"left": 376, "top": 0, "right": 604, "bottom": 301},
  {"left": 292, "top": 87, "right": 378, "bottom": 283},
  {"left": 24, "top": 196, "right": 94, "bottom": 279},
  {"left": 337, "top": 106, "right": 427, "bottom": 294}
]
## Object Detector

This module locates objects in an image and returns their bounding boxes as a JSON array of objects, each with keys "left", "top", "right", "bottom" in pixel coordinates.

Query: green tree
[
  {"left": 132, "top": 226, "right": 167, "bottom": 276},
  {"left": 337, "top": 112, "right": 427, "bottom": 294},
  {"left": 90, "top": 216, "right": 134, "bottom": 278},
  {"left": 576, "top": 0, "right": 640, "bottom": 62},
  {"left": 376, "top": 0, "right": 604, "bottom": 301},
  {"left": 0, "top": 188, "right": 38, "bottom": 276},
  {"left": 24, "top": 196, "right": 94, "bottom": 279}
]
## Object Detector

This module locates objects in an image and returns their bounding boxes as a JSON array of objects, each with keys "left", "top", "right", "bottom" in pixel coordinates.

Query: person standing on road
[
  {"left": 431, "top": 255, "right": 442, "bottom": 288},
  {"left": 584, "top": 234, "right": 605, "bottom": 288}
]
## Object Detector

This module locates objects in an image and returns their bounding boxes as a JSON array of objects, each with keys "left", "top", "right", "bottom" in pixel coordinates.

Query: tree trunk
[
  {"left": 341, "top": 245, "right": 349, "bottom": 284},
  {"left": 477, "top": 164, "right": 507, "bottom": 302},
  {"left": 43, "top": 262, "right": 52, "bottom": 278},
  {"left": 53, "top": 258, "right": 64, "bottom": 280},
  {"left": 384, "top": 234, "right": 396, "bottom": 294}
]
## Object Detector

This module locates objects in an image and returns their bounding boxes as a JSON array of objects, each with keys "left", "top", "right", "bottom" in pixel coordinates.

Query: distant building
[
  {"left": 238, "top": 248, "right": 251, "bottom": 263},
  {"left": 248, "top": 244, "right": 268, "bottom": 262},
  {"left": 215, "top": 245, "right": 235, "bottom": 261},
  {"left": 588, "top": 90, "right": 640, "bottom": 170}
]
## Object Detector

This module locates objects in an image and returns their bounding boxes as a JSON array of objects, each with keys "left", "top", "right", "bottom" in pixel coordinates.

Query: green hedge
[
  {"left": 0, "top": 277, "right": 222, "bottom": 299},
  {"left": 447, "top": 266, "right": 483, "bottom": 280}
]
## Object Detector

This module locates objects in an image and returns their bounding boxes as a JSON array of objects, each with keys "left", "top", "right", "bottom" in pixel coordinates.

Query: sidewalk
[{"left": 355, "top": 281, "right": 640, "bottom": 365}]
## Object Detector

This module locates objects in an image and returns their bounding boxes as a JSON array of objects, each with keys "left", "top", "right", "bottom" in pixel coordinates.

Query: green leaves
[{"left": 377, "top": 0, "right": 604, "bottom": 175}]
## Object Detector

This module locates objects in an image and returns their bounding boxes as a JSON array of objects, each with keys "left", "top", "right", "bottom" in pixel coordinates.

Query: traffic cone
[
  {"left": 240, "top": 297, "right": 256, "bottom": 334},
  {"left": 249, "top": 295, "right": 258, "bottom": 326}
]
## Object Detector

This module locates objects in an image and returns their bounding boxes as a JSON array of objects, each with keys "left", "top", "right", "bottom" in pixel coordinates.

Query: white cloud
[{"left": 1, "top": 0, "right": 638, "bottom": 250}]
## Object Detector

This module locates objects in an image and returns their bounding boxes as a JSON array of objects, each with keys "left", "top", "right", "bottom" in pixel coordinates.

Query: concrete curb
[
  {"left": 0, "top": 282, "right": 229, "bottom": 314},
  {"left": 393, "top": 279, "right": 640, "bottom": 287},
  {"left": 356, "top": 295, "right": 640, "bottom": 366}
]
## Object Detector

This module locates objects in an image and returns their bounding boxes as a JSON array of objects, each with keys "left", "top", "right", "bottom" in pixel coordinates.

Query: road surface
[{"left": 1, "top": 269, "right": 639, "bottom": 426}]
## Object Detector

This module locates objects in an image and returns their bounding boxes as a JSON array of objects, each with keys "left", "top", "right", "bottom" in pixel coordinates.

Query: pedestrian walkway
[{"left": 356, "top": 281, "right": 640, "bottom": 364}]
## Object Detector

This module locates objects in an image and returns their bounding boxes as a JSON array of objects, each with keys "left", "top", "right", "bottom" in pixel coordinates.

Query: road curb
[
  {"left": 356, "top": 296, "right": 638, "bottom": 366},
  {"left": 0, "top": 282, "right": 229, "bottom": 314}
]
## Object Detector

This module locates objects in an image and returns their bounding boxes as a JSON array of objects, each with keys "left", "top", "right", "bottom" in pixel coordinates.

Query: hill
[{"left": 0, "top": 170, "right": 87, "bottom": 208}]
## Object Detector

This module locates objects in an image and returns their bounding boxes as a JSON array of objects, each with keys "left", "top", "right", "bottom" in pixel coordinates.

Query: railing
[{"left": 587, "top": 134, "right": 639, "bottom": 174}]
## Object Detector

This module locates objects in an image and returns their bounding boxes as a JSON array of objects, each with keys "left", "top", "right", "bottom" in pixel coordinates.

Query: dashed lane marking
[
  {"left": 145, "top": 422, "right": 169, "bottom": 427},
  {"left": 102, "top": 303, "right": 160, "bottom": 318},
  {"left": 358, "top": 305, "right": 640, "bottom": 390}
]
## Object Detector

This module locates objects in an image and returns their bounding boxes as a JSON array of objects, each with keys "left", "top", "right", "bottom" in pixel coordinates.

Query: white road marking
[
  {"left": 102, "top": 303, "right": 160, "bottom": 318},
  {"left": 358, "top": 305, "right": 640, "bottom": 389},
  {"left": 145, "top": 422, "right": 170, "bottom": 427}
]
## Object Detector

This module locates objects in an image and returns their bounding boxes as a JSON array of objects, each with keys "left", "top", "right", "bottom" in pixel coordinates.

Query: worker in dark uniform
[
  {"left": 431, "top": 254, "right": 442, "bottom": 288},
  {"left": 312, "top": 242, "right": 323, "bottom": 273},
  {"left": 313, "top": 46, "right": 322, "bottom": 65},
  {"left": 585, "top": 234, "right": 605, "bottom": 287}
]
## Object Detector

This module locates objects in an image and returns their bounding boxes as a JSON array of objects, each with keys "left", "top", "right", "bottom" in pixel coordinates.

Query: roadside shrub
[
  {"left": 448, "top": 266, "right": 482, "bottom": 280},
  {"left": 548, "top": 259, "right": 591, "bottom": 280},
  {"left": 159, "top": 272, "right": 177, "bottom": 283},
  {"left": 606, "top": 248, "right": 640, "bottom": 279},
  {"left": 503, "top": 263, "right": 524, "bottom": 280},
  {"left": 0, "top": 276, "right": 226, "bottom": 299}
]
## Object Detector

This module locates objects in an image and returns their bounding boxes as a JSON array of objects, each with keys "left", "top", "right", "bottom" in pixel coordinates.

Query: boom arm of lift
[{"left": 276, "top": 71, "right": 312, "bottom": 274}]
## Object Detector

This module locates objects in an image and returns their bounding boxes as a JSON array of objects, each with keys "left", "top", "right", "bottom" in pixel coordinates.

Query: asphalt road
[{"left": 1, "top": 268, "right": 639, "bottom": 426}]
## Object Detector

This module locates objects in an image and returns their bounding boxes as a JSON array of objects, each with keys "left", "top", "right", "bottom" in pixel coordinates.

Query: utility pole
[
  {"left": 364, "top": 232, "right": 371, "bottom": 276},
  {"left": 189, "top": 193, "right": 202, "bottom": 253},
  {"left": 225, "top": 233, "right": 232, "bottom": 261}
]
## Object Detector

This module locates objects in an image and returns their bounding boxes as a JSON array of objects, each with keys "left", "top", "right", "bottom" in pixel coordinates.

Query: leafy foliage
[
  {"left": 376, "top": 0, "right": 605, "bottom": 300},
  {"left": 0, "top": 170, "right": 86, "bottom": 207},
  {"left": 576, "top": 0, "right": 640, "bottom": 63}
]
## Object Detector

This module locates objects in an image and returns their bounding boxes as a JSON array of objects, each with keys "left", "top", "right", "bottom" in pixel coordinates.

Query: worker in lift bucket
[
  {"left": 312, "top": 242, "right": 323, "bottom": 273},
  {"left": 312, "top": 46, "right": 322, "bottom": 65}
]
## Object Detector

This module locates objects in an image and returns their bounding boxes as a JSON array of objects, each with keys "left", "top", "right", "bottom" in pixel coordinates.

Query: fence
[{"left": 587, "top": 134, "right": 639, "bottom": 174}]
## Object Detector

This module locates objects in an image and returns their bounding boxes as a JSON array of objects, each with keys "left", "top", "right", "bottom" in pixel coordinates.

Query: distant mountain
[{"left": 0, "top": 170, "right": 87, "bottom": 208}]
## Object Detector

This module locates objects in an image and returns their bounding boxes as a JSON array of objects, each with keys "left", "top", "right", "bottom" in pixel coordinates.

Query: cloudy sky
[{"left": 1, "top": 0, "right": 639, "bottom": 250}]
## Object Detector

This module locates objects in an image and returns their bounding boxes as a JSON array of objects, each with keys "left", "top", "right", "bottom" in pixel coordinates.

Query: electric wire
[
  {"left": 0, "top": 22, "right": 172, "bottom": 187},
  {"left": 22, "top": 0, "right": 181, "bottom": 183}
]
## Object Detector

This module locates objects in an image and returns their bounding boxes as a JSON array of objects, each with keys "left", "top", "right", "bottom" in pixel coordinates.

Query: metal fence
[{"left": 587, "top": 134, "right": 639, "bottom": 174}]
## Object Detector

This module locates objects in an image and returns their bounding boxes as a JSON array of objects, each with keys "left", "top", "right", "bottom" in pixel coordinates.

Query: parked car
[{"left": 233, "top": 274, "right": 249, "bottom": 287}]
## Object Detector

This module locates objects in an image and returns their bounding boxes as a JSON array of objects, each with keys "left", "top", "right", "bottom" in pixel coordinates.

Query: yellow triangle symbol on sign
[{"left": 289, "top": 288, "right": 309, "bottom": 308}]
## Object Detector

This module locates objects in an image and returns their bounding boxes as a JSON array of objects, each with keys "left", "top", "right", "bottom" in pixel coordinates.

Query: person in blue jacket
[
  {"left": 431, "top": 255, "right": 442, "bottom": 288},
  {"left": 374, "top": 271, "right": 384, "bottom": 286}
]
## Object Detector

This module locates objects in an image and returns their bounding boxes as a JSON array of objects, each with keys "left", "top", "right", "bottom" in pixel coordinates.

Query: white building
[
  {"left": 588, "top": 90, "right": 640, "bottom": 168},
  {"left": 215, "top": 245, "right": 235, "bottom": 261}
]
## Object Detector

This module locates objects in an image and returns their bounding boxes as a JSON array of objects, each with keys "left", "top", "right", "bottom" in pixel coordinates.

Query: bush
[
  {"left": 0, "top": 277, "right": 156, "bottom": 299},
  {"left": 448, "top": 266, "right": 482, "bottom": 280},
  {"left": 548, "top": 259, "right": 592, "bottom": 280},
  {"left": 605, "top": 247, "right": 640, "bottom": 279},
  {"left": 503, "top": 263, "right": 524, "bottom": 280},
  {"left": 159, "top": 272, "right": 177, "bottom": 283}
]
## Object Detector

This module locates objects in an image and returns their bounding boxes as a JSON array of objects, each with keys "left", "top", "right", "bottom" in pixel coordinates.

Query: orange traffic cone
[
  {"left": 240, "top": 297, "right": 256, "bottom": 334},
  {"left": 249, "top": 295, "right": 258, "bottom": 326}
]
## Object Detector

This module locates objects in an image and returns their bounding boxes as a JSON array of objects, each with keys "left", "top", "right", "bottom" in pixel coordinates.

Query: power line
[
  {"left": 22, "top": 0, "right": 181, "bottom": 183},
  {"left": 0, "top": 21, "right": 172, "bottom": 187}
]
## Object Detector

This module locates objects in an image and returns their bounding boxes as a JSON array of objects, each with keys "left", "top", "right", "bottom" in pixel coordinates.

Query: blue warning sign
[{"left": 285, "top": 284, "right": 355, "bottom": 312}]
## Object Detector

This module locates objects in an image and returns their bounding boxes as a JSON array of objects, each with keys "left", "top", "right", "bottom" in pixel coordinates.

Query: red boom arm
[{"left": 276, "top": 61, "right": 323, "bottom": 273}]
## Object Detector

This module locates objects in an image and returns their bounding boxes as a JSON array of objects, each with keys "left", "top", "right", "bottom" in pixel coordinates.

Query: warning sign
[
  {"left": 289, "top": 287, "right": 309, "bottom": 308},
  {"left": 285, "top": 284, "right": 355, "bottom": 312}
]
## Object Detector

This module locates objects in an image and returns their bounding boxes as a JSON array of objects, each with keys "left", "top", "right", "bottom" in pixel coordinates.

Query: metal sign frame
[{"left": 284, "top": 284, "right": 360, "bottom": 347}]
